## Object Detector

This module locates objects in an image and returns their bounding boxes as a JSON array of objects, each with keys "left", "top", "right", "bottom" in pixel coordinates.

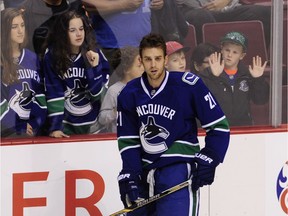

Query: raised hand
[
  {"left": 86, "top": 50, "right": 99, "bottom": 67},
  {"left": 209, "top": 52, "right": 224, "bottom": 77},
  {"left": 249, "top": 55, "right": 267, "bottom": 78}
]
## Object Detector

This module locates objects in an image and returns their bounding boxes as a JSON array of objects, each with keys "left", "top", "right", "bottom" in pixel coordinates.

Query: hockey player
[
  {"left": 43, "top": 10, "right": 110, "bottom": 137},
  {"left": 116, "top": 33, "right": 230, "bottom": 215},
  {"left": 1, "top": 8, "right": 47, "bottom": 137}
]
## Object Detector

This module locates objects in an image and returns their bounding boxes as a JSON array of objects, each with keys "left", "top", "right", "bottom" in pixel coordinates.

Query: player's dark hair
[
  {"left": 115, "top": 46, "right": 139, "bottom": 79},
  {"left": 139, "top": 33, "right": 166, "bottom": 58},
  {"left": 1, "top": 8, "right": 28, "bottom": 84},
  {"left": 50, "top": 10, "right": 97, "bottom": 78}
]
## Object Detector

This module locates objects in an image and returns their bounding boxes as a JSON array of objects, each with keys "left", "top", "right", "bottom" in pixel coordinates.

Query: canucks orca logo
[
  {"left": 140, "top": 116, "right": 169, "bottom": 154},
  {"left": 9, "top": 82, "right": 34, "bottom": 119},
  {"left": 239, "top": 80, "right": 249, "bottom": 92},
  {"left": 276, "top": 161, "right": 288, "bottom": 214},
  {"left": 64, "top": 79, "right": 92, "bottom": 116}
]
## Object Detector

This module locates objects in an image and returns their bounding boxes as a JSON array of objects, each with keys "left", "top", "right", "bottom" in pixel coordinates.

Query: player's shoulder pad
[
  {"left": 118, "top": 77, "right": 140, "bottom": 97},
  {"left": 182, "top": 72, "right": 200, "bottom": 85}
]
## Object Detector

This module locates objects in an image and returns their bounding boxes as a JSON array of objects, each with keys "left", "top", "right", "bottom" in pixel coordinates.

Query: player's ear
[
  {"left": 164, "top": 55, "right": 168, "bottom": 66},
  {"left": 136, "top": 55, "right": 142, "bottom": 66}
]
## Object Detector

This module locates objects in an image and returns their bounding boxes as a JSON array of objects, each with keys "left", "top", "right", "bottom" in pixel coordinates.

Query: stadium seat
[
  {"left": 202, "top": 20, "right": 268, "bottom": 66},
  {"left": 250, "top": 84, "right": 288, "bottom": 125},
  {"left": 183, "top": 24, "right": 197, "bottom": 70},
  {"left": 250, "top": 100, "right": 270, "bottom": 125}
]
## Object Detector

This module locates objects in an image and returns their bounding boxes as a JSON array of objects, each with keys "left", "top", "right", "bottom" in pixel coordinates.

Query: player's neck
[{"left": 147, "top": 70, "right": 166, "bottom": 89}]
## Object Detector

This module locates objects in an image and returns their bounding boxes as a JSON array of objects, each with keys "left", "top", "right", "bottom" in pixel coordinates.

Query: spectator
[
  {"left": 13, "top": 0, "right": 56, "bottom": 51},
  {"left": 82, "top": 0, "right": 164, "bottom": 85},
  {"left": 33, "top": 0, "right": 87, "bottom": 60},
  {"left": 43, "top": 10, "right": 110, "bottom": 138},
  {"left": 116, "top": 33, "right": 230, "bottom": 215},
  {"left": 0, "top": 8, "right": 47, "bottom": 137},
  {"left": 91, "top": 46, "right": 144, "bottom": 133},
  {"left": 165, "top": 41, "right": 189, "bottom": 72},
  {"left": 176, "top": 0, "right": 271, "bottom": 47},
  {"left": 6, "top": 0, "right": 82, "bottom": 53},
  {"left": 190, "top": 42, "right": 220, "bottom": 73},
  {"left": 199, "top": 31, "right": 270, "bottom": 126}
]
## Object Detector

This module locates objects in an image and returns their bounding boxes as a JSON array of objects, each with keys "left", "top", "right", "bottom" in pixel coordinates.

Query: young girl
[
  {"left": 43, "top": 10, "right": 110, "bottom": 138},
  {"left": 0, "top": 8, "right": 47, "bottom": 137}
]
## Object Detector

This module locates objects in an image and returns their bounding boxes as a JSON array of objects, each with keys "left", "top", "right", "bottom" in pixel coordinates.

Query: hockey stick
[{"left": 109, "top": 179, "right": 192, "bottom": 216}]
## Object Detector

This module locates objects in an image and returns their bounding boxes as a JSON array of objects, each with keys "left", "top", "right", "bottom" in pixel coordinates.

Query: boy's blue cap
[{"left": 221, "top": 31, "right": 248, "bottom": 51}]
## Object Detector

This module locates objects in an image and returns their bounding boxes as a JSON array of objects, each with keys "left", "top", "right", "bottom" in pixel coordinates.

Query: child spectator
[
  {"left": 0, "top": 8, "right": 47, "bottom": 137},
  {"left": 165, "top": 41, "right": 189, "bottom": 72},
  {"left": 91, "top": 46, "right": 144, "bottom": 133},
  {"left": 84, "top": 0, "right": 164, "bottom": 85},
  {"left": 198, "top": 31, "right": 269, "bottom": 126},
  {"left": 43, "top": 10, "right": 110, "bottom": 137},
  {"left": 190, "top": 42, "right": 220, "bottom": 74}
]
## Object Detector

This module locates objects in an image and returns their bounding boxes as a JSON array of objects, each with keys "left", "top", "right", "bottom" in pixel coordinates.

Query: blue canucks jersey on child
[
  {"left": 43, "top": 48, "right": 110, "bottom": 134},
  {"left": 0, "top": 49, "right": 47, "bottom": 137},
  {"left": 117, "top": 71, "right": 230, "bottom": 174}
]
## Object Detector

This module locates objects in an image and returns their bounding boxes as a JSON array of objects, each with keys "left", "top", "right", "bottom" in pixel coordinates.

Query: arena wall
[{"left": 1, "top": 126, "right": 287, "bottom": 216}]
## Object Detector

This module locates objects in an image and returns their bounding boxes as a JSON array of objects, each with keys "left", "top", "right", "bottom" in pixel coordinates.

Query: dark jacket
[{"left": 199, "top": 63, "right": 269, "bottom": 126}]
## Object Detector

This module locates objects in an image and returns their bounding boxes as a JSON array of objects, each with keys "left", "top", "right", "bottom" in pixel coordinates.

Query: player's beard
[{"left": 147, "top": 68, "right": 166, "bottom": 88}]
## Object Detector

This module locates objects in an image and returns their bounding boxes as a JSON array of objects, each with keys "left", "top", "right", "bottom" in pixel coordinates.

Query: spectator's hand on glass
[
  {"left": 86, "top": 50, "right": 99, "bottom": 67},
  {"left": 209, "top": 52, "right": 224, "bottom": 77},
  {"left": 202, "top": 0, "right": 230, "bottom": 11},
  {"left": 150, "top": 0, "right": 164, "bottom": 10},
  {"left": 50, "top": 130, "right": 70, "bottom": 138},
  {"left": 26, "top": 123, "right": 34, "bottom": 136},
  {"left": 249, "top": 55, "right": 267, "bottom": 78}
]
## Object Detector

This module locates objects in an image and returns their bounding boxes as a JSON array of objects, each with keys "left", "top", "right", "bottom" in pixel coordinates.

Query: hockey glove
[
  {"left": 118, "top": 170, "right": 141, "bottom": 208},
  {"left": 192, "top": 148, "right": 220, "bottom": 192}
]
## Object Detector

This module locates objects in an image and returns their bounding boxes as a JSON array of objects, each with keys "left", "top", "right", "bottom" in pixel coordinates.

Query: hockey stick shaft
[{"left": 109, "top": 179, "right": 192, "bottom": 216}]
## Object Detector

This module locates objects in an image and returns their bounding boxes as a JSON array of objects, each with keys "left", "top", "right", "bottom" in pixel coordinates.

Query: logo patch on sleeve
[{"left": 182, "top": 72, "right": 199, "bottom": 85}]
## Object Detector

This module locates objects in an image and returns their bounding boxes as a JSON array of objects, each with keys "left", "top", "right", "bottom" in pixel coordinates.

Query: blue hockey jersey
[
  {"left": 43, "top": 48, "right": 110, "bottom": 134},
  {"left": 117, "top": 71, "right": 230, "bottom": 173},
  {"left": 0, "top": 49, "right": 47, "bottom": 137}
]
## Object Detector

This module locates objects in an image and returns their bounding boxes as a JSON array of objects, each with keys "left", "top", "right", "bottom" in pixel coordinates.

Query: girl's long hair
[
  {"left": 50, "top": 10, "right": 97, "bottom": 78},
  {"left": 1, "top": 8, "right": 27, "bottom": 84}
]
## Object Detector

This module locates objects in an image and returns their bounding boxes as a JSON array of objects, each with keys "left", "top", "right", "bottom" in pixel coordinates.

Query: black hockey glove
[
  {"left": 118, "top": 170, "right": 141, "bottom": 208},
  {"left": 192, "top": 148, "right": 220, "bottom": 192}
]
